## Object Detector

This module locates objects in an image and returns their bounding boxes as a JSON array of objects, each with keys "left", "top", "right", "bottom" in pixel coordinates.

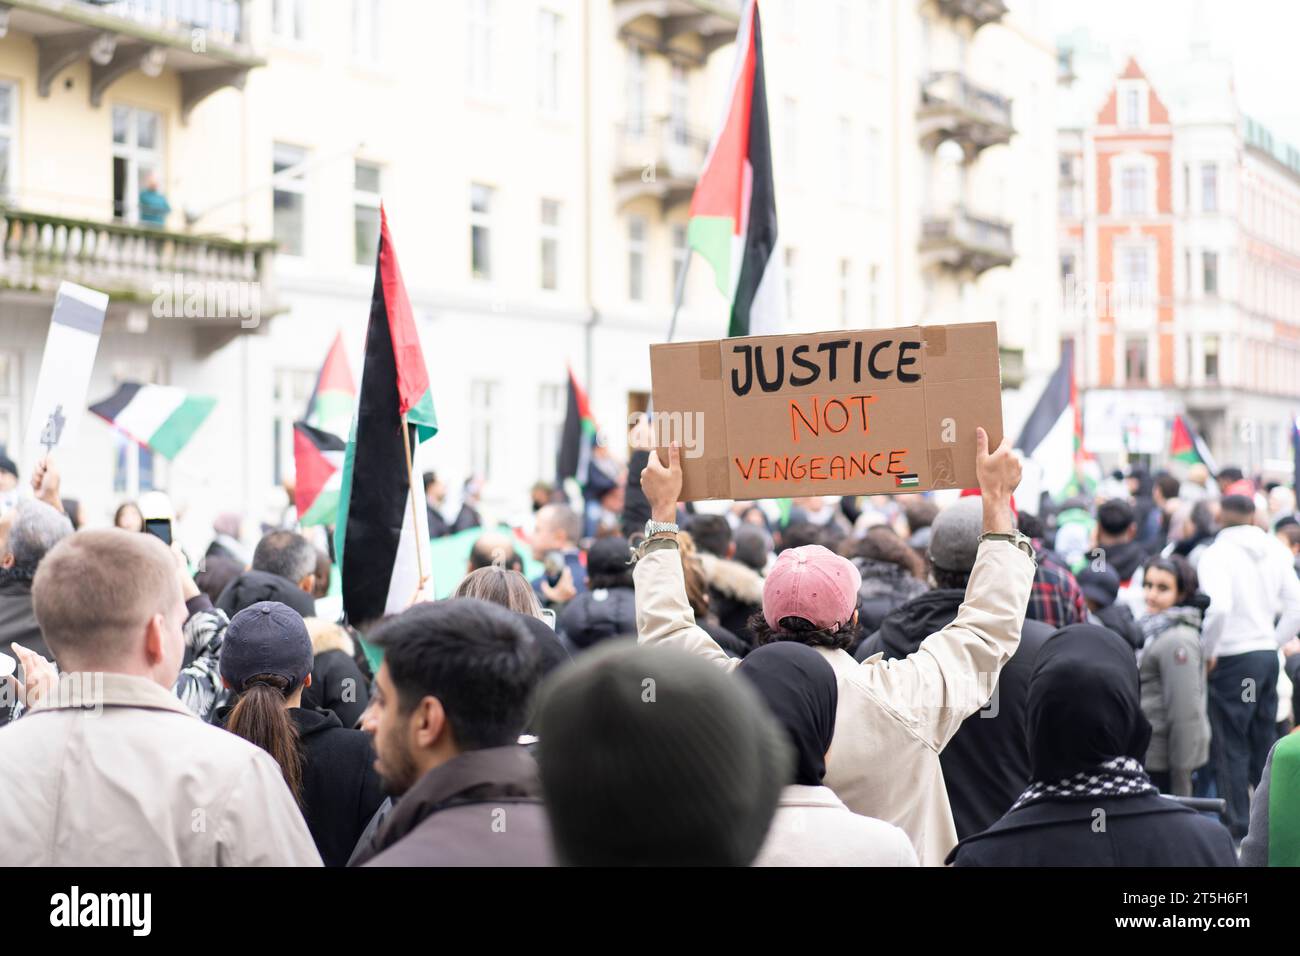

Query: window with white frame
[
  {"left": 838, "top": 117, "right": 853, "bottom": 195},
  {"left": 537, "top": 9, "right": 563, "bottom": 114},
  {"left": 671, "top": 222, "right": 688, "bottom": 298},
  {"left": 866, "top": 127, "right": 882, "bottom": 206},
  {"left": 272, "top": 366, "right": 316, "bottom": 489},
  {"left": 1119, "top": 245, "right": 1150, "bottom": 291},
  {"left": 354, "top": 160, "right": 382, "bottom": 266},
  {"left": 272, "top": 142, "right": 307, "bottom": 256},
  {"left": 0, "top": 82, "right": 14, "bottom": 200},
  {"left": 271, "top": 0, "right": 306, "bottom": 41},
  {"left": 626, "top": 44, "right": 646, "bottom": 136},
  {"left": 352, "top": 0, "right": 382, "bottom": 63},
  {"left": 540, "top": 198, "right": 561, "bottom": 291},
  {"left": 1120, "top": 165, "right": 1147, "bottom": 215},
  {"left": 1203, "top": 250, "right": 1218, "bottom": 295},
  {"left": 628, "top": 215, "right": 647, "bottom": 301},
  {"left": 537, "top": 383, "right": 565, "bottom": 481},
  {"left": 1121, "top": 86, "right": 1142, "bottom": 128},
  {"left": 470, "top": 183, "right": 494, "bottom": 280},
  {"left": 1124, "top": 336, "right": 1148, "bottom": 385},
  {"left": 112, "top": 106, "right": 164, "bottom": 224},
  {"left": 0, "top": 350, "right": 18, "bottom": 457},
  {"left": 1204, "top": 334, "right": 1220, "bottom": 383},
  {"left": 470, "top": 380, "right": 499, "bottom": 482},
  {"left": 467, "top": 0, "right": 494, "bottom": 96},
  {"left": 1201, "top": 163, "right": 1218, "bottom": 213},
  {"left": 669, "top": 63, "right": 689, "bottom": 145},
  {"left": 867, "top": 264, "right": 880, "bottom": 327}
]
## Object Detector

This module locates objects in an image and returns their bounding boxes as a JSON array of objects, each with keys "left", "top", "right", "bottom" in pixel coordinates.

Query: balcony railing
[
  {"left": 88, "top": 0, "right": 245, "bottom": 46},
  {"left": 933, "top": 0, "right": 1009, "bottom": 31},
  {"left": 920, "top": 207, "right": 1014, "bottom": 276},
  {"left": 613, "top": 0, "right": 741, "bottom": 59},
  {"left": 917, "top": 71, "right": 1014, "bottom": 157},
  {"left": 0, "top": 207, "right": 276, "bottom": 318},
  {"left": 614, "top": 116, "right": 710, "bottom": 210}
]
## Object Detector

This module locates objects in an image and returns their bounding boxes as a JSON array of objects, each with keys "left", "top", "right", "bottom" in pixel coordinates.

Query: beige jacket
[
  {"left": 0, "top": 672, "right": 323, "bottom": 866},
  {"left": 754, "top": 785, "right": 918, "bottom": 866},
  {"left": 634, "top": 539, "right": 1034, "bottom": 866}
]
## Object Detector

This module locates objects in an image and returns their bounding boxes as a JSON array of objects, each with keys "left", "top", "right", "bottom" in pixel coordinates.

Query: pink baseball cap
[{"left": 762, "top": 545, "right": 862, "bottom": 632}]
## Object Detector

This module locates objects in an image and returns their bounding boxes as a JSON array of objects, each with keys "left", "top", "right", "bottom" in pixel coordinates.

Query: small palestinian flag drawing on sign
[{"left": 896, "top": 474, "right": 920, "bottom": 488}]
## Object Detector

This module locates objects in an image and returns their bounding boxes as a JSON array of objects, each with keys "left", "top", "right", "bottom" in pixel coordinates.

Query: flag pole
[
  {"left": 400, "top": 412, "right": 429, "bottom": 604},
  {"left": 665, "top": 247, "right": 693, "bottom": 343}
]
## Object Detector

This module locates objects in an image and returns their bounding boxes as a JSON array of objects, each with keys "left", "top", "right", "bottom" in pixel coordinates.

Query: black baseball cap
[
  {"left": 1076, "top": 568, "right": 1120, "bottom": 608},
  {"left": 220, "top": 601, "right": 313, "bottom": 690}
]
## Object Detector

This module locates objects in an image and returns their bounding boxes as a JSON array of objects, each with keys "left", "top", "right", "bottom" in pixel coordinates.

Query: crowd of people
[{"left": 1, "top": 429, "right": 1298, "bottom": 867}]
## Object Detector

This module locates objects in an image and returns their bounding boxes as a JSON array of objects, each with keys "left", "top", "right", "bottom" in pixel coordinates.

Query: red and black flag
[
  {"left": 337, "top": 206, "right": 439, "bottom": 627},
  {"left": 556, "top": 366, "right": 603, "bottom": 491}
]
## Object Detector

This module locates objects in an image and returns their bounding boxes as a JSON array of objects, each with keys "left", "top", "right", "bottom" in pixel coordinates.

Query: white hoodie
[{"left": 1197, "top": 524, "right": 1300, "bottom": 659}]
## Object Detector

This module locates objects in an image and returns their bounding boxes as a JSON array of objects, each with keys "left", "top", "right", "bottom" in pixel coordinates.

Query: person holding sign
[{"left": 633, "top": 428, "right": 1035, "bottom": 867}]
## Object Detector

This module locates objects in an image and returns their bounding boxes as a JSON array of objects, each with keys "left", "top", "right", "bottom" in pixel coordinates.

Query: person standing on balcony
[{"left": 138, "top": 173, "right": 171, "bottom": 228}]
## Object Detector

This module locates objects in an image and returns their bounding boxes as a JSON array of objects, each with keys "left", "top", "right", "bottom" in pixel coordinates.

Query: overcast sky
[{"left": 1051, "top": 0, "right": 1300, "bottom": 143}]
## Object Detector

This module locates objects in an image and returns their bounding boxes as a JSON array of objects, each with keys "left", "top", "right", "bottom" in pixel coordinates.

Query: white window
[
  {"left": 112, "top": 106, "right": 164, "bottom": 225},
  {"left": 1124, "top": 336, "right": 1148, "bottom": 385},
  {"left": 537, "top": 383, "right": 565, "bottom": 481},
  {"left": 352, "top": 0, "right": 382, "bottom": 63},
  {"left": 467, "top": 0, "right": 494, "bottom": 95},
  {"left": 1120, "top": 165, "right": 1147, "bottom": 215},
  {"left": 784, "top": 247, "right": 797, "bottom": 318},
  {"left": 671, "top": 222, "right": 688, "bottom": 297},
  {"left": 1203, "top": 250, "right": 1218, "bottom": 295},
  {"left": 537, "top": 9, "right": 562, "bottom": 114},
  {"left": 354, "top": 161, "right": 382, "bottom": 266},
  {"left": 272, "top": 142, "right": 307, "bottom": 257},
  {"left": 865, "top": 126, "right": 882, "bottom": 206},
  {"left": 838, "top": 117, "right": 853, "bottom": 195},
  {"left": 1119, "top": 246, "right": 1150, "bottom": 288},
  {"left": 1201, "top": 163, "right": 1218, "bottom": 213},
  {"left": 470, "top": 380, "right": 499, "bottom": 482},
  {"left": 0, "top": 350, "right": 18, "bottom": 456},
  {"left": 783, "top": 97, "right": 798, "bottom": 176},
  {"left": 1122, "top": 87, "right": 1141, "bottom": 128},
  {"left": 0, "top": 82, "right": 15, "bottom": 200},
  {"left": 1204, "top": 334, "right": 1220, "bottom": 384},
  {"left": 540, "top": 198, "right": 561, "bottom": 291},
  {"left": 470, "top": 183, "right": 494, "bottom": 280},
  {"left": 271, "top": 0, "right": 306, "bottom": 41},
  {"left": 838, "top": 259, "right": 852, "bottom": 327},
  {"left": 867, "top": 264, "right": 880, "bottom": 327},
  {"left": 626, "top": 45, "right": 646, "bottom": 135},
  {"left": 272, "top": 366, "right": 316, "bottom": 489},
  {"left": 669, "top": 63, "right": 689, "bottom": 145},
  {"left": 628, "top": 215, "right": 647, "bottom": 301}
]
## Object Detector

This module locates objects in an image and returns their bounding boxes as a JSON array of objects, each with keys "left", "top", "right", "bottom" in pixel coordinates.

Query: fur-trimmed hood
[
  {"left": 699, "top": 553, "right": 765, "bottom": 604},
  {"left": 305, "top": 618, "right": 355, "bottom": 658}
]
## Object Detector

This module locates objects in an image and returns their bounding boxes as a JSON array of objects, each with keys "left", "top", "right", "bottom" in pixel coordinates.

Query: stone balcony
[
  {"left": 920, "top": 206, "right": 1015, "bottom": 277},
  {"left": 917, "top": 71, "right": 1014, "bottom": 160},
  {"left": 932, "top": 0, "right": 1008, "bottom": 32},
  {"left": 614, "top": 116, "right": 710, "bottom": 212},
  {"left": 613, "top": 0, "right": 740, "bottom": 60}
]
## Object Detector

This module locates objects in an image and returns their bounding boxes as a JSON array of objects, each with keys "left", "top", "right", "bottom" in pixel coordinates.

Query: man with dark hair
[
  {"left": 467, "top": 531, "right": 523, "bottom": 574},
  {"left": 689, "top": 513, "right": 764, "bottom": 644},
  {"left": 1216, "top": 466, "right": 1246, "bottom": 496},
  {"left": 1095, "top": 498, "right": 1144, "bottom": 585},
  {"left": 777, "top": 521, "right": 821, "bottom": 553},
  {"left": 351, "top": 598, "right": 550, "bottom": 866},
  {"left": 634, "top": 432, "right": 1035, "bottom": 865},
  {"left": 216, "top": 530, "right": 317, "bottom": 618},
  {"left": 424, "top": 471, "right": 479, "bottom": 539},
  {"left": 857, "top": 498, "right": 1055, "bottom": 840},
  {"left": 1197, "top": 492, "right": 1300, "bottom": 839}
]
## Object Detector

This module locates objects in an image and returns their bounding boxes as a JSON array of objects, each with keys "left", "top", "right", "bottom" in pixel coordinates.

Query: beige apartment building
[{"left": 0, "top": 0, "right": 1061, "bottom": 529}]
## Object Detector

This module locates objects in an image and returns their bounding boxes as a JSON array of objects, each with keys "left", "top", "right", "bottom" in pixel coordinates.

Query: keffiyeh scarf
[{"left": 1010, "top": 756, "right": 1159, "bottom": 811}]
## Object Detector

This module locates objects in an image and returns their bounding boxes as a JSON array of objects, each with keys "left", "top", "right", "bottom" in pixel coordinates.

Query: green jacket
[{"left": 1138, "top": 605, "right": 1211, "bottom": 794}]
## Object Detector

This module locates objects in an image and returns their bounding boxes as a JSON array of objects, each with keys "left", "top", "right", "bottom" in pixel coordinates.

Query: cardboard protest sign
[
  {"left": 21, "top": 282, "right": 109, "bottom": 474},
  {"left": 649, "top": 322, "right": 1004, "bottom": 501}
]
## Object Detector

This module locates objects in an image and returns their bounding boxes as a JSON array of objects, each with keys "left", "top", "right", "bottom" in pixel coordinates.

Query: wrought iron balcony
[
  {"left": 613, "top": 0, "right": 740, "bottom": 59},
  {"left": 932, "top": 0, "right": 1008, "bottom": 32},
  {"left": 614, "top": 116, "right": 710, "bottom": 211},
  {"left": 917, "top": 71, "right": 1014, "bottom": 159},
  {"left": 0, "top": 206, "right": 278, "bottom": 330},
  {"left": 920, "top": 207, "right": 1014, "bottom": 276}
]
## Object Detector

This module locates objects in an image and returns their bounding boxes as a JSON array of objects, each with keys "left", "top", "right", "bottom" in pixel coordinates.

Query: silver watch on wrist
[
  {"left": 978, "top": 529, "right": 1036, "bottom": 561},
  {"left": 644, "top": 519, "right": 679, "bottom": 538}
]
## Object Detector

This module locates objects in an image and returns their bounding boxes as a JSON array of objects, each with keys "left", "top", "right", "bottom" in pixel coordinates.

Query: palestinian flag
[
  {"left": 556, "top": 367, "right": 598, "bottom": 488},
  {"left": 90, "top": 383, "right": 215, "bottom": 460},
  {"left": 337, "top": 206, "right": 439, "bottom": 627},
  {"left": 1014, "top": 342, "right": 1082, "bottom": 505},
  {"left": 303, "top": 330, "right": 356, "bottom": 438},
  {"left": 687, "top": 0, "right": 783, "bottom": 338},
  {"left": 1171, "top": 414, "right": 1217, "bottom": 472},
  {"left": 293, "top": 422, "right": 346, "bottom": 526}
]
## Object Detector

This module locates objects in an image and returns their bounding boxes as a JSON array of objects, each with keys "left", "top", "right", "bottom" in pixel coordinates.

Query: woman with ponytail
[{"left": 217, "top": 601, "right": 385, "bottom": 866}]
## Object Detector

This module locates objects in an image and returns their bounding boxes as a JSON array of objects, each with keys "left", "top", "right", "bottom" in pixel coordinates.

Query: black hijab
[
  {"left": 738, "top": 642, "right": 837, "bottom": 786},
  {"left": 1027, "top": 623, "right": 1152, "bottom": 781}
]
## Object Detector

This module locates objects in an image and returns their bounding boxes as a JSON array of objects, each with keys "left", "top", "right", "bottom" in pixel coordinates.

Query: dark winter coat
[
  {"left": 558, "top": 586, "right": 638, "bottom": 649},
  {"left": 1095, "top": 602, "right": 1144, "bottom": 653},
  {"left": 699, "top": 553, "right": 764, "bottom": 646},
  {"left": 301, "top": 625, "right": 371, "bottom": 729},
  {"left": 851, "top": 557, "right": 929, "bottom": 638},
  {"left": 858, "top": 588, "right": 1054, "bottom": 840}
]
